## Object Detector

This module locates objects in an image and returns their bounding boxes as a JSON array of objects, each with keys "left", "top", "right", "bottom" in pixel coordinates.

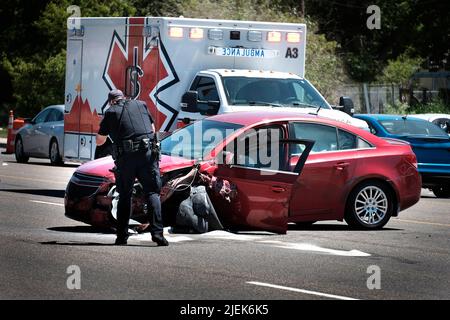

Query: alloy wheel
[{"left": 354, "top": 186, "right": 388, "bottom": 225}]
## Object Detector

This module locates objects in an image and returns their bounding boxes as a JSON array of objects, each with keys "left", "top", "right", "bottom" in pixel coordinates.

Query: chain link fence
[{"left": 338, "top": 83, "right": 401, "bottom": 114}]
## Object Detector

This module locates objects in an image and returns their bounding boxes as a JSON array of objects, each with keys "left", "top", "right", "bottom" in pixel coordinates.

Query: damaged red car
[{"left": 64, "top": 111, "right": 421, "bottom": 233}]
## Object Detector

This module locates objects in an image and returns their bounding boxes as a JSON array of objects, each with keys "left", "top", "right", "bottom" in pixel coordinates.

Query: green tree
[
  {"left": 376, "top": 54, "right": 423, "bottom": 86},
  {"left": 1, "top": 0, "right": 137, "bottom": 118}
]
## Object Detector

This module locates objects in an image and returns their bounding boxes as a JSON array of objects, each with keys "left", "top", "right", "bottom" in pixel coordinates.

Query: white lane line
[
  {"left": 392, "top": 218, "right": 450, "bottom": 228},
  {"left": 247, "top": 281, "right": 359, "bottom": 300},
  {"left": 30, "top": 200, "right": 64, "bottom": 207},
  {"left": 259, "top": 240, "right": 371, "bottom": 257}
]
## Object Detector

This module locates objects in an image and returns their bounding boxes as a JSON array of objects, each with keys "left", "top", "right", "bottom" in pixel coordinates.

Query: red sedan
[{"left": 65, "top": 111, "right": 421, "bottom": 233}]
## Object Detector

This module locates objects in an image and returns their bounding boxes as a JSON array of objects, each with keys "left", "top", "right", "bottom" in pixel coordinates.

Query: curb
[{"left": 0, "top": 137, "right": 7, "bottom": 149}]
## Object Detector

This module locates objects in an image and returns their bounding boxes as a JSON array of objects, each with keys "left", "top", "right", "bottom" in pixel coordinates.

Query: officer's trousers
[{"left": 114, "top": 149, "right": 163, "bottom": 239}]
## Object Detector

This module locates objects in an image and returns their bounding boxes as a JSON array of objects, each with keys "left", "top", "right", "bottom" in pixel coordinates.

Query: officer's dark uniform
[{"left": 98, "top": 98, "right": 167, "bottom": 246}]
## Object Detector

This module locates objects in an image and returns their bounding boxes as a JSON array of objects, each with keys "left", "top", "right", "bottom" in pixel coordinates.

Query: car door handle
[
  {"left": 271, "top": 186, "right": 286, "bottom": 193},
  {"left": 334, "top": 162, "right": 350, "bottom": 170}
]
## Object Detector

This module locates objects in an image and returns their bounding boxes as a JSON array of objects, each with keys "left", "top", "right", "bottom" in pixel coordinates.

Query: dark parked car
[{"left": 355, "top": 114, "right": 450, "bottom": 198}]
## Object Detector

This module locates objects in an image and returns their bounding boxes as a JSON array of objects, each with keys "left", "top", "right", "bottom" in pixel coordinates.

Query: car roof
[
  {"left": 409, "top": 114, "right": 450, "bottom": 121},
  {"left": 355, "top": 114, "right": 429, "bottom": 122},
  {"left": 207, "top": 110, "right": 370, "bottom": 134},
  {"left": 45, "top": 104, "right": 64, "bottom": 111}
]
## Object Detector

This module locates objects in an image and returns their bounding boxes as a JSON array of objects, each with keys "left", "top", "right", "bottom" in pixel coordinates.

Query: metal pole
[{"left": 363, "top": 83, "right": 371, "bottom": 113}]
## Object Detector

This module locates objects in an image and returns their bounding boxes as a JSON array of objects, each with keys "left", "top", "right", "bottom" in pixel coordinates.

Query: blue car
[{"left": 355, "top": 114, "right": 450, "bottom": 198}]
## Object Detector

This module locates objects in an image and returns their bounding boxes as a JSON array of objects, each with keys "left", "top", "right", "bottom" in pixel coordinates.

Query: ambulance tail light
[
  {"left": 189, "top": 28, "right": 204, "bottom": 39},
  {"left": 169, "top": 27, "right": 183, "bottom": 38},
  {"left": 286, "top": 32, "right": 301, "bottom": 43},
  {"left": 267, "top": 31, "right": 281, "bottom": 42}
]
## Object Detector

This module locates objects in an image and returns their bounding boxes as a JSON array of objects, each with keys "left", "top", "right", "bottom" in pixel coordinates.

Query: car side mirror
[
  {"left": 338, "top": 96, "right": 355, "bottom": 116},
  {"left": 24, "top": 118, "right": 34, "bottom": 124},
  {"left": 204, "top": 101, "right": 220, "bottom": 116},
  {"left": 181, "top": 91, "right": 199, "bottom": 112}
]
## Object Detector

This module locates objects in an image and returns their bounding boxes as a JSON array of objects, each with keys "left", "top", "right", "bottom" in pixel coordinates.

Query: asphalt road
[{"left": 0, "top": 147, "right": 449, "bottom": 300}]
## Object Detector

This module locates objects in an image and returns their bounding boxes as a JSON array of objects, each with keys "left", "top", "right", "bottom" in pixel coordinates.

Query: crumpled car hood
[{"left": 76, "top": 155, "right": 196, "bottom": 181}]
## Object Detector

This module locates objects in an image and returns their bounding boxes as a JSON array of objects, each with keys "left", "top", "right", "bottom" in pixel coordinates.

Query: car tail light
[{"left": 406, "top": 153, "right": 418, "bottom": 168}]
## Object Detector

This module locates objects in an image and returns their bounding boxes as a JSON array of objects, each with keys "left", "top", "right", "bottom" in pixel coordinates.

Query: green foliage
[
  {"left": 377, "top": 54, "right": 423, "bottom": 86},
  {"left": 1, "top": 0, "right": 137, "bottom": 118},
  {"left": 2, "top": 50, "right": 66, "bottom": 116},
  {"left": 384, "top": 99, "right": 449, "bottom": 115}
]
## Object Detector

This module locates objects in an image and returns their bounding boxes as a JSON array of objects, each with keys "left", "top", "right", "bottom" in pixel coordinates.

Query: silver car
[{"left": 15, "top": 105, "right": 65, "bottom": 165}]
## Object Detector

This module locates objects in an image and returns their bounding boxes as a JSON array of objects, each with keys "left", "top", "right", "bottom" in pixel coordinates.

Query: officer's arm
[
  {"left": 97, "top": 110, "right": 110, "bottom": 146},
  {"left": 96, "top": 134, "right": 108, "bottom": 146},
  {"left": 142, "top": 101, "right": 156, "bottom": 133}
]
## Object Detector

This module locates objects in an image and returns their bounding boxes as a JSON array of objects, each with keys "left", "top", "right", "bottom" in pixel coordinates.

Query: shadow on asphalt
[
  {"left": 5, "top": 160, "right": 79, "bottom": 168},
  {"left": 48, "top": 226, "right": 116, "bottom": 234},
  {"left": 288, "top": 224, "right": 402, "bottom": 231},
  {"left": 40, "top": 240, "right": 156, "bottom": 247},
  {"left": 0, "top": 188, "right": 65, "bottom": 198}
]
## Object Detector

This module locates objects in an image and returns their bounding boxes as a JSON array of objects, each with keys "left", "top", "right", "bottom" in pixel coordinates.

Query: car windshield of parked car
[
  {"left": 222, "top": 77, "right": 330, "bottom": 109},
  {"left": 161, "top": 120, "right": 243, "bottom": 160},
  {"left": 379, "top": 119, "right": 448, "bottom": 137}
]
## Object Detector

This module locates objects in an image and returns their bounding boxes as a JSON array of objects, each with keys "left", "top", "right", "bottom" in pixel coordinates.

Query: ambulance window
[{"left": 192, "top": 76, "right": 220, "bottom": 114}]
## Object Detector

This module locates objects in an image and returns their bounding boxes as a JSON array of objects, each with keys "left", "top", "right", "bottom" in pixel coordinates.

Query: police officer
[{"left": 96, "top": 89, "right": 168, "bottom": 246}]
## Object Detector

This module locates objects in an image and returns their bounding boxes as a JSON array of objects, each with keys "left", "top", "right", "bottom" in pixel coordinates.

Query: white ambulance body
[{"left": 64, "top": 16, "right": 367, "bottom": 161}]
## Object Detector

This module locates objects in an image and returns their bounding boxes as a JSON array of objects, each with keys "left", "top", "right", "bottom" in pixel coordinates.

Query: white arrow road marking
[
  {"left": 133, "top": 229, "right": 371, "bottom": 256},
  {"left": 134, "top": 228, "right": 264, "bottom": 244},
  {"left": 247, "top": 281, "right": 359, "bottom": 300},
  {"left": 30, "top": 200, "right": 64, "bottom": 207},
  {"left": 259, "top": 240, "right": 371, "bottom": 257},
  {"left": 198, "top": 230, "right": 263, "bottom": 241}
]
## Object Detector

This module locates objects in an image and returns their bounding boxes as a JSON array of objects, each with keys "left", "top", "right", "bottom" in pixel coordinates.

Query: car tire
[
  {"left": 344, "top": 181, "right": 394, "bottom": 230},
  {"left": 49, "top": 139, "right": 63, "bottom": 165},
  {"left": 431, "top": 185, "right": 450, "bottom": 198},
  {"left": 15, "top": 136, "right": 29, "bottom": 163}
]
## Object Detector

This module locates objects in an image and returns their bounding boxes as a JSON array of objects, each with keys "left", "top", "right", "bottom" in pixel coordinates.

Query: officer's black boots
[
  {"left": 114, "top": 236, "right": 128, "bottom": 245},
  {"left": 152, "top": 234, "right": 169, "bottom": 246}
]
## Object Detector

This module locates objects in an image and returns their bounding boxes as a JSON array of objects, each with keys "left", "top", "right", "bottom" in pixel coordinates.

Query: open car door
[{"left": 213, "top": 133, "right": 314, "bottom": 234}]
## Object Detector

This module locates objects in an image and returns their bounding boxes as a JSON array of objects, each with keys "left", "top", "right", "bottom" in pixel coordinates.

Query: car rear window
[{"left": 379, "top": 119, "right": 448, "bottom": 137}]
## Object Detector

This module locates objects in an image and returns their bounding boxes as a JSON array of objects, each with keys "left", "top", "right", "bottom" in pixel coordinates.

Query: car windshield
[
  {"left": 222, "top": 77, "right": 330, "bottom": 109},
  {"left": 161, "top": 120, "right": 243, "bottom": 160},
  {"left": 379, "top": 119, "right": 448, "bottom": 137}
]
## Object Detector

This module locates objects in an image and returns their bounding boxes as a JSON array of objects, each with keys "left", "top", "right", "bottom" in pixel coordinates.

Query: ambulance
[{"left": 64, "top": 16, "right": 367, "bottom": 161}]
